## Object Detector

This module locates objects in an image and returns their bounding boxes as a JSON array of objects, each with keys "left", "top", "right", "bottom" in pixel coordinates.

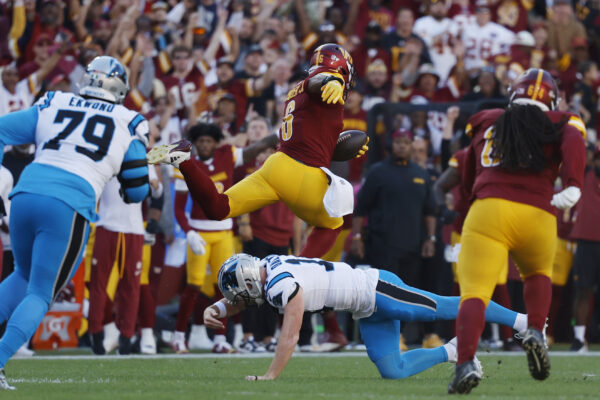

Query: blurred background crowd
[{"left": 0, "top": 0, "right": 599, "bottom": 355}]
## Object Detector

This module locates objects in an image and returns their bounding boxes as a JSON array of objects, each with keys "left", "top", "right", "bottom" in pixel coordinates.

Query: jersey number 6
[{"left": 280, "top": 100, "right": 295, "bottom": 141}]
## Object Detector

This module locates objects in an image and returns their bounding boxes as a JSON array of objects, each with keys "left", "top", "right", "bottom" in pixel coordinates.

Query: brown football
[{"left": 332, "top": 130, "right": 368, "bottom": 162}]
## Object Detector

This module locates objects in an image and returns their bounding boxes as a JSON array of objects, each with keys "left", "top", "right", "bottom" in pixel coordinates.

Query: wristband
[{"left": 213, "top": 301, "right": 227, "bottom": 318}]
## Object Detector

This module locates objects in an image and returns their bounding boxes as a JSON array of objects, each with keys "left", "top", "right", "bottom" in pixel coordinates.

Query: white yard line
[{"left": 12, "top": 351, "right": 600, "bottom": 361}]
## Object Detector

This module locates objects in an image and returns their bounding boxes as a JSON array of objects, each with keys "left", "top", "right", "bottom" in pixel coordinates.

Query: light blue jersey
[{"left": 0, "top": 91, "right": 150, "bottom": 221}]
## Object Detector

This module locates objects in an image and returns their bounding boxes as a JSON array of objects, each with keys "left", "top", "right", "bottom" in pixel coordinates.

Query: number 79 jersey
[
  {"left": 33, "top": 91, "right": 149, "bottom": 199},
  {"left": 262, "top": 255, "right": 379, "bottom": 319}
]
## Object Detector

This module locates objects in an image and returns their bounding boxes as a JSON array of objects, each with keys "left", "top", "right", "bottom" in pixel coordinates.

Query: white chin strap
[{"left": 511, "top": 98, "right": 550, "bottom": 112}]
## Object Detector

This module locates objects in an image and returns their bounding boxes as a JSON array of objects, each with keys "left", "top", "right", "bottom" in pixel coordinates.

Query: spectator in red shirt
[{"left": 351, "top": 21, "right": 391, "bottom": 80}]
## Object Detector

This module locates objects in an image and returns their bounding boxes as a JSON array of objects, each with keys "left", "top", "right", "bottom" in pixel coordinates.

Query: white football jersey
[
  {"left": 263, "top": 255, "right": 379, "bottom": 319},
  {"left": 413, "top": 16, "right": 458, "bottom": 82},
  {"left": 33, "top": 91, "right": 149, "bottom": 200},
  {"left": 96, "top": 177, "right": 144, "bottom": 235},
  {"left": 461, "top": 21, "right": 515, "bottom": 70},
  {"left": 0, "top": 75, "right": 37, "bottom": 116}
]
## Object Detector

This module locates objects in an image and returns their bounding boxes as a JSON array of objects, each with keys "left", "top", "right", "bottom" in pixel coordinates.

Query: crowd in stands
[{"left": 1, "top": 0, "right": 599, "bottom": 354}]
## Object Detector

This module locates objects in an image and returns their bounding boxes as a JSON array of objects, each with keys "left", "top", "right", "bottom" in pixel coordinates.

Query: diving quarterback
[
  {"left": 203, "top": 253, "right": 529, "bottom": 381},
  {"left": 147, "top": 43, "right": 368, "bottom": 259},
  {"left": 449, "top": 68, "right": 587, "bottom": 394},
  {"left": 0, "top": 56, "right": 150, "bottom": 390}
]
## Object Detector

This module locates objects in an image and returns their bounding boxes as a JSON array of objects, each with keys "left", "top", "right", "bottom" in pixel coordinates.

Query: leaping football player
[
  {"left": 448, "top": 68, "right": 587, "bottom": 394},
  {"left": 146, "top": 43, "right": 367, "bottom": 259},
  {"left": 203, "top": 253, "right": 529, "bottom": 381}
]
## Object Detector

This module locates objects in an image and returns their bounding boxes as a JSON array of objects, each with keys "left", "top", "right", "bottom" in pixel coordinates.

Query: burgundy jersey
[
  {"left": 462, "top": 109, "right": 586, "bottom": 214},
  {"left": 161, "top": 66, "right": 206, "bottom": 120},
  {"left": 277, "top": 70, "right": 345, "bottom": 167},
  {"left": 448, "top": 148, "right": 471, "bottom": 234},
  {"left": 571, "top": 169, "right": 600, "bottom": 242}
]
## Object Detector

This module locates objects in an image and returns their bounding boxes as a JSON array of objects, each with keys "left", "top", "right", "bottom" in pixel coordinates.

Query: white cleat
[
  {"left": 0, "top": 369, "right": 15, "bottom": 390},
  {"left": 103, "top": 322, "right": 120, "bottom": 354},
  {"left": 146, "top": 140, "right": 191, "bottom": 168},
  {"left": 15, "top": 343, "right": 34, "bottom": 357},
  {"left": 188, "top": 325, "right": 213, "bottom": 351},
  {"left": 140, "top": 328, "right": 157, "bottom": 355}
]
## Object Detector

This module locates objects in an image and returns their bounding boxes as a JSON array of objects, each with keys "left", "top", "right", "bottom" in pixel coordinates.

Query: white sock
[
  {"left": 213, "top": 334, "right": 226, "bottom": 344},
  {"left": 141, "top": 328, "right": 153, "bottom": 339},
  {"left": 574, "top": 325, "right": 586, "bottom": 342},
  {"left": 513, "top": 313, "right": 528, "bottom": 332},
  {"left": 443, "top": 337, "right": 457, "bottom": 363},
  {"left": 190, "top": 324, "right": 203, "bottom": 336},
  {"left": 173, "top": 330, "right": 186, "bottom": 342}
]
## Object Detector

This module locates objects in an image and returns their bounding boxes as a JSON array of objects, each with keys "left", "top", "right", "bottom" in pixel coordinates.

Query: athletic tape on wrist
[{"left": 214, "top": 301, "right": 227, "bottom": 318}]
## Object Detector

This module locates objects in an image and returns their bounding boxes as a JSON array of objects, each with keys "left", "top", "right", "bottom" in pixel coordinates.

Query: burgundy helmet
[
  {"left": 508, "top": 68, "right": 559, "bottom": 111},
  {"left": 309, "top": 43, "right": 355, "bottom": 93}
]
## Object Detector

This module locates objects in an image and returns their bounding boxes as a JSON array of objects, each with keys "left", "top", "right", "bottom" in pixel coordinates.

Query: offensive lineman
[
  {"left": 0, "top": 56, "right": 150, "bottom": 389},
  {"left": 204, "top": 253, "right": 528, "bottom": 381},
  {"left": 449, "top": 68, "right": 587, "bottom": 394},
  {"left": 147, "top": 43, "right": 368, "bottom": 259}
]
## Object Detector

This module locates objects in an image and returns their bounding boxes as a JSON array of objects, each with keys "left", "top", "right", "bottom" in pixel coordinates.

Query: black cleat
[
  {"left": 569, "top": 338, "right": 588, "bottom": 353},
  {"left": 91, "top": 332, "right": 106, "bottom": 355},
  {"left": 448, "top": 360, "right": 482, "bottom": 394},
  {"left": 522, "top": 328, "right": 550, "bottom": 380},
  {"left": 118, "top": 334, "right": 132, "bottom": 355}
]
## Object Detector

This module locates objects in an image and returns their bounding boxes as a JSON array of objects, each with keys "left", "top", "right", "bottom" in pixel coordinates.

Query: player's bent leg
[
  {"left": 259, "top": 152, "right": 343, "bottom": 229},
  {"left": 0, "top": 271, "right": 28, "bottom": 324},
  {"left": 224, "top": 167, "right": 280, "bottom": 218},
  {"left": 0, "top": 195, "right": 89, "bottom": 368},
  {"left": 373, "top": 270, "right": 523, "bottom": 330},
  {"left": 177, "top": 159, "right": 231, "bottom": 220},
  {"left": 360, "top": 317, "right": 447, "bottom": 379}
]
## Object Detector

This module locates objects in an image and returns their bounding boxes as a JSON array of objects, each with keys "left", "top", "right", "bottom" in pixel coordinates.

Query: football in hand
[{"left": 332, "top": 130, "right": 368, "bottom": 162}]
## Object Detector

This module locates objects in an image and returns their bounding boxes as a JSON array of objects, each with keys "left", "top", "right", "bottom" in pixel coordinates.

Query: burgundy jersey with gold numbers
[
  {"left": 277, "top": 70, "right": 345, "bottom": 168},
  {"left": 462, "top": 109, "right": 587, "bottom": 214}
]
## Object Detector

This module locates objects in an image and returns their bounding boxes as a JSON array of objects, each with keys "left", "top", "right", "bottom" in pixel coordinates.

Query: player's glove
[
  {"left": 356, "top": 137, "right": 369, "bottom": 158},
  {"left": 550, "top": 186, "right": 581, "bottom": 210},
  {"left": 321, "top": 75, "right": 345, "bottom": 105},
  {"left": 187, "top": 230, "right": 206, "bottom": 255}
]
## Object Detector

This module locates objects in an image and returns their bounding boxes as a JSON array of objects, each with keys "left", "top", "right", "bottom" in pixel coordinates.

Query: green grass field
[{"left": 3, "top": 353, "right": 599, "bottom": 400}]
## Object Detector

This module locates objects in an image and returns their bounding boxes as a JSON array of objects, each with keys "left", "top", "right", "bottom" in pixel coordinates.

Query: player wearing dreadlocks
[{"left": 448, "top": 68, "right": 587, "bottom": 394}]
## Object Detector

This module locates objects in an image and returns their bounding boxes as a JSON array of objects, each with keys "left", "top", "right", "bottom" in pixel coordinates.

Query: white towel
[{"left": 320, "top": 167, "right": 354, "bottom": 218}]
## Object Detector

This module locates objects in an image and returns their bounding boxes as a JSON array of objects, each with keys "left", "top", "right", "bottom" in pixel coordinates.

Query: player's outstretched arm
[
  {"left": 204, "top": 300, "right": 246, "bottom": 330},
  {"left": 247, "top": 288, "right": 304, "bottom": 381},
  {"left": 307, "top": 73, "right": 346, "bottom": 105},
  {"left": 241, "top": 134, "right": 279, "bottom": 164}
]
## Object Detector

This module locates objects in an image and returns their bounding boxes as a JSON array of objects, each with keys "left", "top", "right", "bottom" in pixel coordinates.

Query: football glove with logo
[{"left": 321, "top": 75, "right": 345, "bottom": 105}]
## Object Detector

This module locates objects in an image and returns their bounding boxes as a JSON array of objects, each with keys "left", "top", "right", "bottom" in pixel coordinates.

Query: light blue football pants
[
  {"left": 359, "top": 270, "right": 518, "bottom": 379},
  {"left": 0, "top": 193, "right": 89, "bottom": 368}
]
